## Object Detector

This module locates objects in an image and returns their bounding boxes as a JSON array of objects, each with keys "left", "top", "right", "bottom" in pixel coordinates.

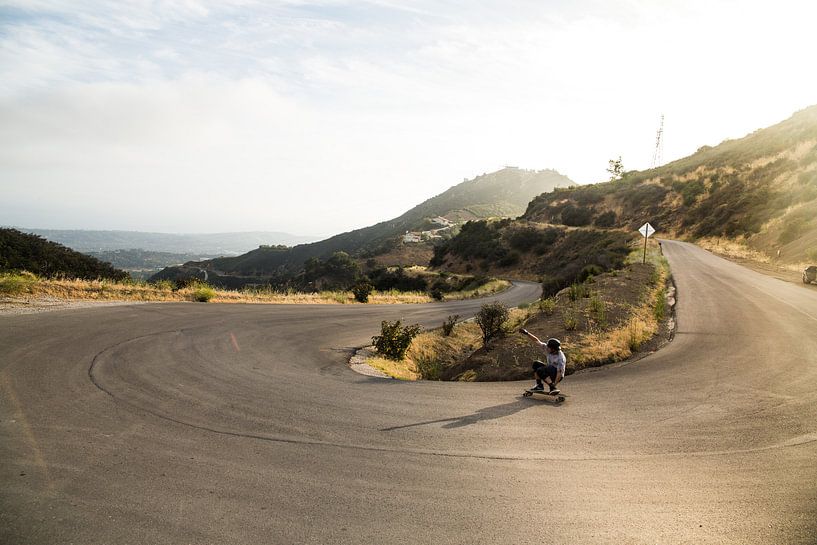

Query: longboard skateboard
[{"left": 523, "top": 388, "right": 566, "bottom": 403}]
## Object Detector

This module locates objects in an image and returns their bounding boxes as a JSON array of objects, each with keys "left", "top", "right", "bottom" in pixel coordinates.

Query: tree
[
  {"left": 607, "top": 156, "right": 624, "bottom": 181},
  {"left": 475, "top": 302, "right": 509, "bottom": 346}
]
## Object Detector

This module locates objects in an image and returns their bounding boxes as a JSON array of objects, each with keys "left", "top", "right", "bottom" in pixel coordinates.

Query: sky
[{"left": 1, "top": 0, "right": 816, "bottom": 237}]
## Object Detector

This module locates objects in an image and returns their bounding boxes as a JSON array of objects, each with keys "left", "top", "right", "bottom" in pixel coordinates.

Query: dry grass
[
  {"left": 697, "top": 237, "right": 810, "bottom": 273},
  {"left": 1, "top": 273, "right": 508, "bottom": 305},
  {"left": 697, "top": 237, "right": 771, "bottom": 264},
  {"left": 443, "top": 278, "right": 511, "bottom": 300},
  {"left": 367, "top": 322, "right": 483, "bottom": 380},
  {"left": 570, "top": 250, "right": 668, "bottom": 366},
  {"left": 366, "top": 355, "right": 421, "bottom": 381}
]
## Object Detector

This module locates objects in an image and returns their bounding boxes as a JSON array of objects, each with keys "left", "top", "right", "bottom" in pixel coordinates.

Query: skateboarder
[{"left": 520, "top": 329, "right": 566, "bottom": 393}]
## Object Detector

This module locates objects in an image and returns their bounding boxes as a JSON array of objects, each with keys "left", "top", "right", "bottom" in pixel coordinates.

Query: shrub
[
  {"left": 0, "top": 271, "right": 38, "bottom": 295},
  {"left": 594, "top": 211, "right": 617, "bottom": 227},
  {"left": 442, "top": 314, "right": 459, "bottom": 336},
  {"left": 560, "top": 204, "right": 593, "bottom": 226},
  {"left": 589, "top": 293, "right": 606, "bottom": 326},
  {"left": 539, "top": 297, "right": 556, "bottom": 315},
  {"left": 415, "top": 356, "right": 442, "bottom": 380},
  {"left": 563, "top": 307, "right": 578, "bottom": 331},
  {"left": 568, "top": 282, "right": 590, "bottom": 301},
  {"left": 475, "top": 302, "right": 509, "bottom": 345},
  {"left": 654, "top": 294, "right": 666, "bottom": 322},
  {"left": 190, "top": 282, "right": 216, "bottom": 302},
  {"left": 498, "top": 251, "right": 520, "bottom": 267},
  {"left": 372, "top": 320, "right": 422, "bottom": 361},
  {"left": 430, "top": 286, "right": 444, "bottom": 301},
  {"left": 351, "top": 279, "right": 373, "bottom": 303},
  {"left": 579, "top": 265, "right": 604, "bottom": 283}
]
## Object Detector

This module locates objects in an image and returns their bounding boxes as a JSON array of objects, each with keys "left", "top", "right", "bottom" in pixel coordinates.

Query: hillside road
[{"left": 1, "top": 240, "right": 816, "bottom": 544}]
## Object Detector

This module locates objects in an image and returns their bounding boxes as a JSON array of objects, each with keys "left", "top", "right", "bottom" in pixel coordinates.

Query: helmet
[{"left": 546, "top": 338, "right": 561, "bottom": 349}]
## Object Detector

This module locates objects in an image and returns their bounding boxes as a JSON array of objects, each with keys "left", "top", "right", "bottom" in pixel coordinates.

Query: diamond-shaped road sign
[{"left": 638, "top": 222, "right": 656, "bottom": 238}]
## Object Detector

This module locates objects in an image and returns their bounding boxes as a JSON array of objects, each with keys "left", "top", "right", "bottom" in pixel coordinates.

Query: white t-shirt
[{"left": 544, "top": 348, "right": 567, "bottom": 375}]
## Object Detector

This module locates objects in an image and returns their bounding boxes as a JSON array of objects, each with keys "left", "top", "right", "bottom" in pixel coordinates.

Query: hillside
[
  {"left": 0, "top": 228, "right": 129, "bottom": 281},
  {"left": 522, "top": 105, "right": 817, "bottom": 264},
  {"left": 152, "top": 167, "right": 573, "bottom": 287}
]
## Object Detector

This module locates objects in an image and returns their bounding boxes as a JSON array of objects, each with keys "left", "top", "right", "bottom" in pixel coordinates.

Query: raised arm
[{"left": 520, "top": 328, "right": 544, "bottom": 346}]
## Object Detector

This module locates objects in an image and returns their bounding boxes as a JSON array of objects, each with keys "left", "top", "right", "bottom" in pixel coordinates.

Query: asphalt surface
[{"left": 2, "top": 240, "right": 816, "bottom": 544}]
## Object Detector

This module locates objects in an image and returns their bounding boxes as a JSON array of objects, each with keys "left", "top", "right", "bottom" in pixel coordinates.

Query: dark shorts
[{"left": 535, "top": 363, "right": 558, "bottom": 381}]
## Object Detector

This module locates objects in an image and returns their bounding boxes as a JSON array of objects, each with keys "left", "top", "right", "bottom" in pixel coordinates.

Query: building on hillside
[
  {"left": 430, "top": 216, "right": 452, "bottom": 227},
  {"left": 403, "top": 232, "right": 422, "bottom": 243}
]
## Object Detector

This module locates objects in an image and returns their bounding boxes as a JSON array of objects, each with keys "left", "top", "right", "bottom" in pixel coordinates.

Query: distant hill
[
  {"left": 522, "top": 104, "right": 817, "bottom": 263},
  {"left": 0, "top": 228, "right": 129, "bottom": 281},
  {"left": 430, "top": 104, "right": 817, "bottom": 292},
  {"left": 86, "top": 249, "right": 222, "bottom": 281},
  {"left": 152, "top": 167, "right": 574, "bottom": 286},
  {"left": 12, "top": 229, "right": 321, "bottom": 255}
]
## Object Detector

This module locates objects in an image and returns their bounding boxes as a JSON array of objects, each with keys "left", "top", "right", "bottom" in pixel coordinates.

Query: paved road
[{"left": 2, "top": 241, "right": 816, "bottom": 544}]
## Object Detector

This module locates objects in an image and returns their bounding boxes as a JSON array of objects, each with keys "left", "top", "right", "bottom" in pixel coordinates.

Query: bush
[
  {"left": 560, "top": 204, "right": 593, "bottom": 226},
  {"left": 475, "top": 302, "right": 509, "bottom": 345},
  {"left": 190, "top": 282, "right": 216, "bottom": 302},
  {"left": 594, "top": 211, "right": 617, "bottom": 227},
  {"left": 0, "top": 271, "right": 38, "bottom": 295},
  {"left": 563, "top": 307, "right": 578, "bottom": 331},
  {"left": 579, "top": 265, "right": 604, "bottom": 283},
  {"left": 442, "top": 314, "right": 459, "bottom": 336},
  {"left": 568, "top": 282, "right": 590, "bottom": 301},
  {"left": 430, "top": 285, "right": 444, "bottom": 301},
  {"left": 654, "top": 294, "right": 666, "bottom": 322},
  {"left": 589, "top": 293, "right": 606, "bottom": 326},
  {"left": 539, "top": 297, "right": 556, "bottom": 316},
  {"left": 372, "top": 320, "right": 422, "bottom": 361},
  {"left": 415, "top": 356, "right": 442, "bottom": 380},
  {"left": 498, "top": 251, "right": 520, "bottom": 267},
  {"left": 351, "top": 279, "right": 373, "bottom": 303}
]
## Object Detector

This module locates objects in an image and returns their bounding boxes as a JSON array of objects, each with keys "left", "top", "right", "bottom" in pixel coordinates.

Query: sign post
[{"left": 638, "top": 222, "right": 656, "bottom": 263}]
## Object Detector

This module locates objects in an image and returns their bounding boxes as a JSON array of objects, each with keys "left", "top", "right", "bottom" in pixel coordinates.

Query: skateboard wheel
[{"left": 523, "top": 391, "right": 532, "bottom": 397}]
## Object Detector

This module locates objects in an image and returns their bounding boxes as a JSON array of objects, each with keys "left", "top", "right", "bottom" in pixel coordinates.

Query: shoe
[
  {"left": 531, "top": 384, "right": 544, "bottom": 391},
  {"left": 548, "top": 383, "right": 556, "bottom": 392}
]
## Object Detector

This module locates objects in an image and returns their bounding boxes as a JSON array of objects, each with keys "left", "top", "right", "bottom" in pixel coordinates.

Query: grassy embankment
[
  {"left": 696, "top": 237, "right": 815, "bottom": 274},
  {"left": 366, "top": 244, "right": 671, "bottom": 380},
  {"left": 0, "top": 271, "right": 509, "bottom": 305}
]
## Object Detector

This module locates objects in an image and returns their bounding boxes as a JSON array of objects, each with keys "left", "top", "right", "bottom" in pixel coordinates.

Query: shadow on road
[{"left": 380, "top": 399, "right": 552, "bottom": 431}]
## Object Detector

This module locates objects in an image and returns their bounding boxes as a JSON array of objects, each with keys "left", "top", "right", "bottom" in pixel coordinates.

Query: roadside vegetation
[
  {"left": 365, "top": 242, "right": 673, "bottom": 381},
  {"left": 0, "top": 270, "right": 509, "bottom": 305},
  {"left": 0, "top": 228, "right": 129, "bottom": 281}
]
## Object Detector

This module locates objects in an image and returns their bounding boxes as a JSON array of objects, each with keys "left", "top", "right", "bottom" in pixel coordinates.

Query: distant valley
[{"left": 13, "top": 228, "right": 322, "bottom": 256}]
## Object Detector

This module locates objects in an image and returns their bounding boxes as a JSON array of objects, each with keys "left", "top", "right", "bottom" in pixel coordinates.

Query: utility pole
[{"left": 652, "top": 114, "right": 664, "bottom": 169}]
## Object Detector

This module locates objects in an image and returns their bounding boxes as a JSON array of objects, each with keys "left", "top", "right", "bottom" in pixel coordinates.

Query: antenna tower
[{"left": 652, "top": 114, "right": 664, "bottom": 168}]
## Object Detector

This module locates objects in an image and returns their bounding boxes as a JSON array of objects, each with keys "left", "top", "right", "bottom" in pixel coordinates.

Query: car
[{"left": 804, "top": 265, "right": 817, "bottom": 285}]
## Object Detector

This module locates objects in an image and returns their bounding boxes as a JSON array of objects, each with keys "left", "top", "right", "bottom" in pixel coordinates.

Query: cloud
[{"left": 2, "top": 1, "right": 817, "bottom": 233}]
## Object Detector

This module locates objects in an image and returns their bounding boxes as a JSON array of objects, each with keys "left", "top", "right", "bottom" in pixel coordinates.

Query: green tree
[
  {"left": 475, "top": 302, "right": 509, "bottom": 346},
  {"left": 607, "top": 156, "right": 624, "bottom": 181}
]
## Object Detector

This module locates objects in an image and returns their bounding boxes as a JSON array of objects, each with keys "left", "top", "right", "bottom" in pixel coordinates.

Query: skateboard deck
[{"left": 523, "top": 388, "right": 566, "bottom": 402}]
